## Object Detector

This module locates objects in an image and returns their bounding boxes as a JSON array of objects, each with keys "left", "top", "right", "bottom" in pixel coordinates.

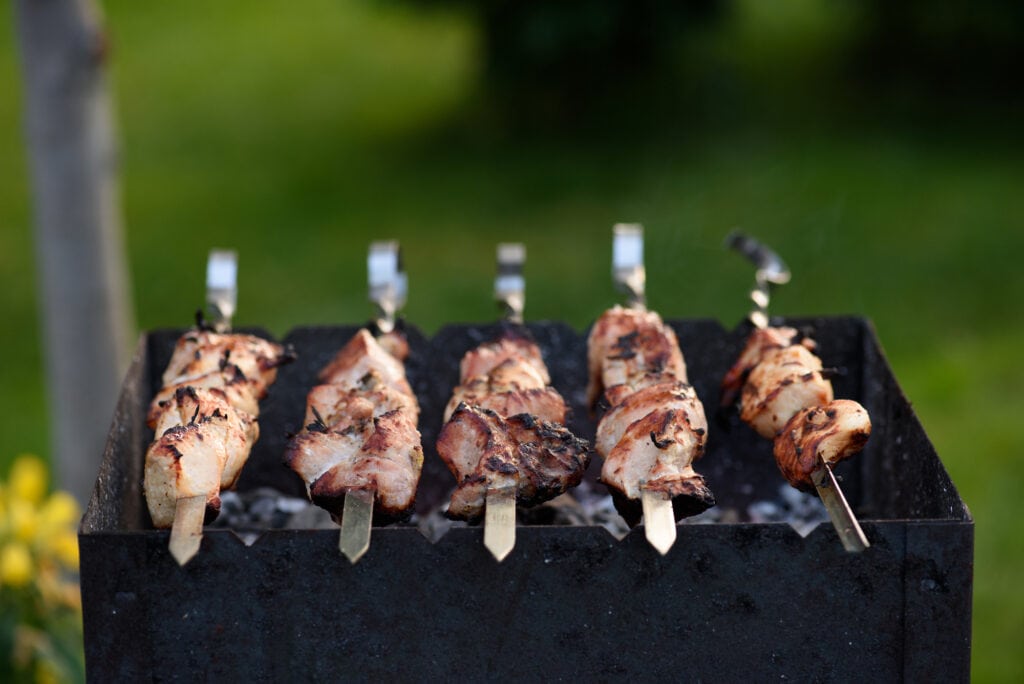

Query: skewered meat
[
  {"left": 773, "top": 400, "right": 871, "bottom": 491},
  {"left": 460, "top": 332, "right": 550, "bottom": 385},
  {"left": 318, "top": 329, "right": 417, "bottom": 408},
  {"left": 739, "top": 345, "right": 833, "bottom": 439},
  {"left": 586, "top": 305, "right": 688, "bottom": 410},
  {"left": 443, "top": 357, "right": 566, "bottom": 424},
  {"left": 285, "top": 328, "right": 423, "bottom": 522},
  {"left": 588, "top": 306, "right": 714, "bottom": 525},
  {"left": 722, "top": 325, "right": 871, "bottom": 489},
  {"left": 437, "top": 404, "right": 589, "bottom": 522},
  {"left": 437, "top": 327, "right": 589, "bottom": 522},
  {"left": 144, "top": 329, "right": 289, "bottom": 528}
]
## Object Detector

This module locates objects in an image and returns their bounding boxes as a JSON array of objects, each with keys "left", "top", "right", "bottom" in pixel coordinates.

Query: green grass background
[{"left": 1, "top": 1, "right": 1021, "bottom": 680}]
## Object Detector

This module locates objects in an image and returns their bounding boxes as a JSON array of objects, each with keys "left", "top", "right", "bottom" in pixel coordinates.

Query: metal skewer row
[
  {"left": 612, "top": 224, "right": 678, "bottom": 555},
  {"left": 726, "top": 231, "right": 869, "bottom": 553},
  {"left": 482, "top": 242, "right": 527, "bottom": 563},
  {"left": 169, "top": 249, "right": 239, "bottom": 566},
  {"left": 335, "top": 241, "right": 409, "bottom": 564}
]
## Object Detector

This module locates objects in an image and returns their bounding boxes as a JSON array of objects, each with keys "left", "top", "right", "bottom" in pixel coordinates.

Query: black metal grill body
[{"left": 81, "top": 318, "right": 973, "bottom": 682}]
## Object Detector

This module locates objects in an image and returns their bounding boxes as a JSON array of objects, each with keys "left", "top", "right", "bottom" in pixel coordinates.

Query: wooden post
[{"left": 14, "top": 0, "right": 135, "bottom": 504}]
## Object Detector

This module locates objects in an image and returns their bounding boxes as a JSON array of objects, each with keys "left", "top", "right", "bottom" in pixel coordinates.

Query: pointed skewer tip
[
  {"left": 641, "top": 488, "right": 677, "bottom": 556},
  {"left": 339, "top": 489, "right": 375, "bottom": 564},
  {"left": 484, "top": 486, "right": 516, "bottom": 562},
  {"left": 169, "top": 494, "right": 207, "bottom": 567}
]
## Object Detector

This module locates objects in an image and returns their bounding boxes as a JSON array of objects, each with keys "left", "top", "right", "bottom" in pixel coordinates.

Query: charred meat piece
[
  {"left": 144, "top": 390, "right": 252, "bottom": 528},
  {"left": 286, "top": 327, "right": 423, "bottom": 522},
  {"left": 285, "top": 409, "right": 424, "bottom": 522},
  {"left": 720, "top": 325, "right": 811, "bottom": 407},
  {"left": 739, "top": 345, "right": 833, "bottom": 439},
  {"left": 162, "top": 330, "right": 288, "bottom": 393},
  {"left": 459, "top": 331, "right": 551, "bottom": 385},
  {"left": 318, "top": 329, "right": 417, "bottom": 408},
  {"left": 443, "top": 357, "right": 566, "bottom": 424},
  {"left": 601, "top": 407, "right": 714, "bottom": 526},
  {"left": 588, "top": 305, "right": 713, "bottom": 525},
  {"left": 773, "top": 400, "right": 871, "bottom": 491},
  {"left": 148, "top": 363, "right": 261, "bottom": 426},
  {"left": 723, "top": 325, "right": 871, "bottom": 493},
  {"left": 144, "top": 329, "right": 288, "bottom": 529},
  {"left": 586, "top": 305, "right": 687, "bottom": 411},
  {"left": 437, "top": 404, "right": 589, "bottom": 522},
  {"left": 595, "top": 381, "right": 705, "bottom": 459}
]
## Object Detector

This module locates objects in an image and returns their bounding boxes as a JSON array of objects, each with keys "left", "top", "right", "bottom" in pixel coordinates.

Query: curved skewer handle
[{"left": 725, "top": 231, "right": 791, "bottom": 329}]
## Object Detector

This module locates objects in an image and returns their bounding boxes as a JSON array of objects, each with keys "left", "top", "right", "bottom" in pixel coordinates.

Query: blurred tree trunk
[{"left": 14, "top": 0, "right": 135, "bottom": 504}]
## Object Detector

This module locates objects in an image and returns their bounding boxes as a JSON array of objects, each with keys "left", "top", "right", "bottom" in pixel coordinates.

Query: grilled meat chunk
[
  {"left": 443, "top": 357, "right": 566, "bottom": 423},
  {"left": 458, "top": 331, "right": 550, "bottom": 385},
  {"left": 318, "top": 329, "right": 417, "bottom": 407},
  {"left": 145, "top": 329, "right": 288, "bottom": 529},
  {"left": 773, "top": 400, "right": 871, "bottom": 491},
  {"left": 437, "top": 404, "right": 589, "bottom": 522},
  {"left": 144, "top": 390, "right": 253, "bottom": 528},
  {"left": 286, "top": 327, "right": 423, "bottom": 522},
  {"left": 601, "top": 407, "right": 714, "bottom": 526},
  {"left": 724, "top": 325, "right": 872, "bottom": 494},
  {"left": 720, "top": 326, "right": 809, "bottom": 407},
  {"left": 586, "top": 305, "right": 688, "bottom": 411},
  {"left": 595, "top": 381, "right": 705, "bottom": 459},
  {"left": 286, "top": 409, "right": 424, "bottom": 521},
  {"left": 588, "top": 305, "right": 713, "bottom": 525},
  {"left": 162, "top": 330, "right": 288, "bottom": 392},
  {"left": 739, "top": 345, "right": 834, "bottom": 439}
]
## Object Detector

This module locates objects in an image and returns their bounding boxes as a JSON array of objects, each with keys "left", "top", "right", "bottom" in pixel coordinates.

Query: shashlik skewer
[
  {"left": 588, "top": 304, "right": 715, "bottom": 551},
  {"left": 145, "top": 323, "right": 290, "bottom": 565},
  {"left": 723, "top": 232, "right": 871, "bottom": 552},
  {"left": 435, "top": 244, "right": 590, "bottom": 561},
  {"left": 284, "top": 242, "right": 423, "bottom": 563}
]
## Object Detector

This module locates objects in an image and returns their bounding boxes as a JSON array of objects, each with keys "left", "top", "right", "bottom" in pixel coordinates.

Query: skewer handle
[
  {"left": 339, "top": 489, "right": 375, "bottom": 564},
  {"left": 811, "top": 461, "right": 870, "bottom": 552},
  {"left": 368, "top": 240, "right": 407, "bottom": 334},
  {"left": 641, "top": 487, "right": 677, "bottom": 555},
  {"left": 484, "top": 485, "right": 517, "bottom": 562},
  {"left": 206, "top": 249, "right": 238, "bottom": 333},
  {"left": 169, "top": 494, "right": 207, "bottom": 566},
  {"left": 495, "top": 243, "right": 526, "bottom": 324},
  {"left": 725, "top": 231, "right": 790, "bottom": 329},
  {"left": 612, "top": 224, "right": 645, "bottom": 308}
]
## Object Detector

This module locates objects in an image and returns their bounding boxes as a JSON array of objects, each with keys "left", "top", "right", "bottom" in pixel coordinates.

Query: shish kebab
[
  {"left": 721, "top": 232, "right": 871, "bottom": 552},
  {"left": 284, "top": 242, "right": 424, "bottom": 563},
  {"left": 587, "top": 225, "right": 715, "bottom": 555},
  {"left": 144, "top": 250, "right": 292, "bottom": 566},
  {"left": 436, "top": 244, "right": 590, "bottom": 562}
]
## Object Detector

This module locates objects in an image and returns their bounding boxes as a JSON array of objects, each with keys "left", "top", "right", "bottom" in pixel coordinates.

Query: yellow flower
[
  {"left": 9, "top": 455, "right": 48, "bottom": 505},
  {"left": 39, "top": 491, "right": 80, "bottom": 528},
  {"left": 47, "top": 531, "right": 80, "bottom": 571},
  {"left": 9, "top": 499, "right": 39, "bottom": 543},
  {"left": 0, "top": 541, "right": 33, "bottom": 587},
  {"left": 35, "top": 660, "right": 60, "bottom": 684}
]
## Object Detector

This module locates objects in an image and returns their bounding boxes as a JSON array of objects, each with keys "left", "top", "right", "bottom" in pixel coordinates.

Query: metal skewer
[
  {"left": 169, "top": 494, "right": 207, "bottom": 566},
  {"left": 481, "top": 243, "right": 528, "bottom": 562},
  {"left": 727, "top": 231, "right": 869, "bottom": 552},
  {"left": 612, "top": 225, "right": 676, "bottom": 555},
  {"left": 368, "top": 240, "right": 407, "bottom": 334},
  {"left": 336, "top": 241, "right": 409, "bottom": 563},
  {"left": 169, "top": 249, "right": 239, "bottom": 566},
  {"left": 206, "top": 249, "right": 238, "bottom": 334},
  {"left": 338, "top": 488, "right": 374, "bottom": 563}
]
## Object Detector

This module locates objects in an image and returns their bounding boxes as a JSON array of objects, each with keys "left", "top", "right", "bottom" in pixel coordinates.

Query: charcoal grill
[{"left": 80, "top": 317, "right": 972, "bottom": 682}]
